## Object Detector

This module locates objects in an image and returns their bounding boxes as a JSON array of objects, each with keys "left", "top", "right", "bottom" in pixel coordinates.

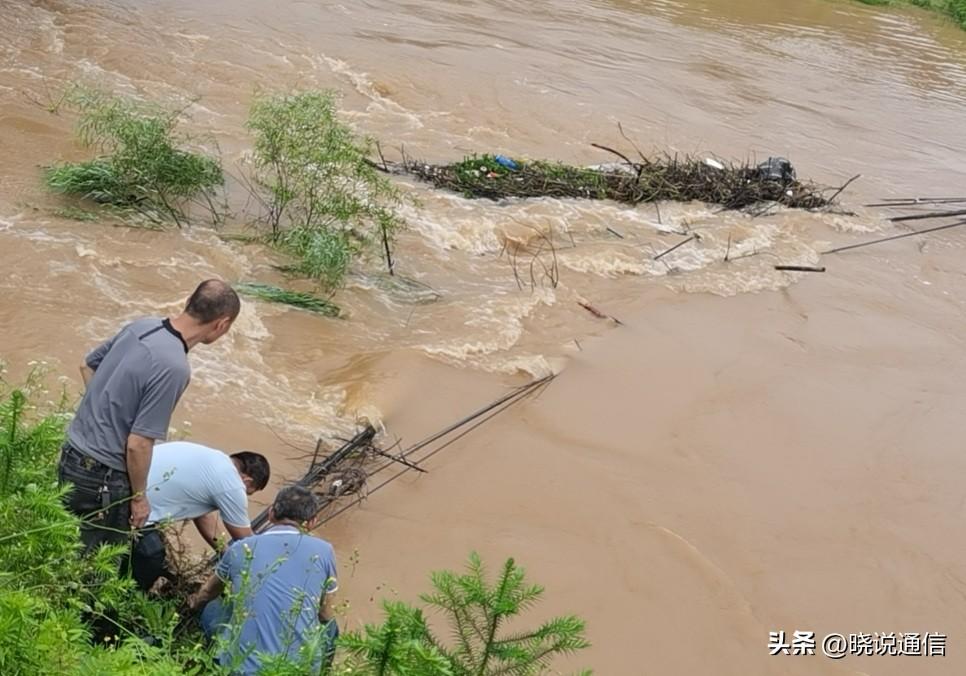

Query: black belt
[
  {"left": 61, "top": 443, "right": 128, "bottom": 481},
  {"left": 62, "top": 443, "right": 131, "bottom": 511}
]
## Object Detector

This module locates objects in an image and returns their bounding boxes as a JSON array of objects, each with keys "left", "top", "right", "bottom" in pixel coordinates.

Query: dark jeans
[
  {"left": 126, "top": 527, "right": 169, "bottom": 591},
  {"left": 57, "top": 443, "right": 132, "bottom": 553}
]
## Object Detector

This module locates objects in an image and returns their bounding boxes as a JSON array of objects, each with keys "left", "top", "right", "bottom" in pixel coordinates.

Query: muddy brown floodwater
[{"left": 3, "top": 0, "right": 966, "bottom": 673}]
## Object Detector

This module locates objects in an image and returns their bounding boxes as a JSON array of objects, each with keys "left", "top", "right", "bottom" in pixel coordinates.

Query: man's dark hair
[
  {"left": 272, "top": 485, "right": 320, "bottom": 523},
  {"left": 230, "top": 451, "right": 271, "bottom": 490},
  {"left": 184, "top": 279, "right": 241, "bottom": 323}
]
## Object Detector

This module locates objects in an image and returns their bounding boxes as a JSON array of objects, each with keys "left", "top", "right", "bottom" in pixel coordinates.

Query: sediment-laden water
[{"left": 3, "top": 1, "right": 966, "bottom": 673}]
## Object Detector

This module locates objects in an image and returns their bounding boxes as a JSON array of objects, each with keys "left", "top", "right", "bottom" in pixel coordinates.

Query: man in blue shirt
[
  {"left": 188, "top": 485, "right": 339, "bottom": 674},
  {"left": 129, "top": 443, "right": 271, "bottom": 591}
]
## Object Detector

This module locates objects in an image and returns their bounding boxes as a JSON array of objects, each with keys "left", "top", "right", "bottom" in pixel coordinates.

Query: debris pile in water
[{"left": 390, "top": 152, "right": 838, "bottom": 211}]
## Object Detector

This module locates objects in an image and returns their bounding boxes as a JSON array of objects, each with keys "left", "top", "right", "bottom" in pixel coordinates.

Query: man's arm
[
  {"left": 79, "top": 364, "right": 95, "bottom": 387},
  {"left": 127, "top": 433, "right": 155, "bottom": 529},
  {"left": 81, "top": 331, "right": 123, "bottom": 386},
  {"left": 210, "top": 486, "right": 255, "bottom": 545},
  {"left": 128, "top": 363, "right": 190, "bottom": 529},
  {"left": 188, "top": 542, "right": 238, "bottom": 611},
  {"left": 319, "top": 590, "right": 337, "bottom": 623},
  {"left": 187, "top": 573, "right": 225, "bottom": 611},
  {"left": 192, "top": 512, "right": 253, "bottom": 551},
  {"left": 225, "top": 522, "right": 254, "bottom": 542},
  {"left": 193, "top": 512, "right": 221, "bottom": 550}
]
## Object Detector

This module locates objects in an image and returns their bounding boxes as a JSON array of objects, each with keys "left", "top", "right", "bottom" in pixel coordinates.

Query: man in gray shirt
[{"left": 58, "top": 279, "right": 240, "bottom": 552}]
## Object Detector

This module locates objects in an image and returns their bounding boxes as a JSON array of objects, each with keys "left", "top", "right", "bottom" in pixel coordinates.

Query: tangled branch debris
[
  {"left": 389, "top": 151, "right": 840, "bottom": 211},
  {"left": 499, "top": 221, "right": 564, "bottom": 291}
]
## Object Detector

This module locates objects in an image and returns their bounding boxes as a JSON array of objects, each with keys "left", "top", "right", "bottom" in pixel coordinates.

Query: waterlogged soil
[{"left": 3, "top": 1, "right": 966, "bottom": 674}]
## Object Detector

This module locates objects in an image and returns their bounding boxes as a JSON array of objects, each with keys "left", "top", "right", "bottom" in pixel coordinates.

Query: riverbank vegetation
[
  {"left": 0, "top": 371, "right": 589, "bottom": 674},
  {"left": 855, "top": 0, "right": 966, "bottom": 28}
]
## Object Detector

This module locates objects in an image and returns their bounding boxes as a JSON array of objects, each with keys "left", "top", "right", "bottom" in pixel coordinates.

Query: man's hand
[
  {"left": 186, "top": 591, "right": 204, "bottom": 612},
  {"left": 188, "top": 574, "right": 225, "bottom": 613},
  {"left": 130, "top": 494, "right": 150, "bottom": 529},
  {"left": 79, "top": 364, "right": 95, "bottom": 388}
]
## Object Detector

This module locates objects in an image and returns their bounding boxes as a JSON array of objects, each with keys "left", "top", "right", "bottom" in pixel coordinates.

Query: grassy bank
[{"left": 856, "top": 0, "right": 966, "bottom": 29}]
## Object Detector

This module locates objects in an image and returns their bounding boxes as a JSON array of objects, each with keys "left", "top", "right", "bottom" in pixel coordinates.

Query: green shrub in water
[
  {"left": 44, "top": 89, "right": 223, "bottom": 227},
  {"left": 247, "top": 90, "right": 404, "bottom": 291},
  {"left": 235, "top": 282, "right": 342, "bottom": 318}
]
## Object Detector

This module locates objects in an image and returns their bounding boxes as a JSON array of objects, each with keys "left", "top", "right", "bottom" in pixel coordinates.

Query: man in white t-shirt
[{"left": 128, "top": 441, "right": 271, "bottom": 590}]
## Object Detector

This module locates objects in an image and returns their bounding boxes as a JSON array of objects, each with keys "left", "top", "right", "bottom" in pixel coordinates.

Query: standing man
[
  {"left": 188, "top": 485, "right": 339, "bottom": 674},
  {"left": 58, "top": 279, "right": 240, "bottom": 552},
  {"left": 130, "top": 441, "right": 271, "bottom": 590}
]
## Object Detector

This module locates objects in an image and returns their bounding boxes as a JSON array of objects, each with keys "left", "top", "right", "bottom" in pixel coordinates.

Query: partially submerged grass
[
  {"left": 51, "top": 205, "right": 99, "bottom": 222},
  {"left": 364, "top": 271, "right": 442, "bottom": 304},
  {"left": 235, "top": 281, "right": 341, "bottom": 317},
  {"left": 406, "top": 153, "right": 834, "bottom": 211},
  {"left": 855, "top": 0, "right": 966, "bottom": 28}
]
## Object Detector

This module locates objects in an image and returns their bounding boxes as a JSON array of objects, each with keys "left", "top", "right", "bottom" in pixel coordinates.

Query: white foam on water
[
  {"left": 828, "top": 214, "right": 882, "bottom": 233},
  {"left": 466, "top": 125, "right": 511, "bottom": 139},
  {"left": 668, "top": 235, "right": 824, "bottom": 297},
  {"left": 173, "top": 32, "right": 212, "bottom": 43},
  {"left": 418, "top": 288, "right": 555, "bottom": 364},
  {"left": 492, "top": 353, "right": 555, "bottom": 378},
  {"left": 47, "top": 259, "right": 79, "bottom": 275},
  {"left": 74, "top": 59, "right": 141, "bottom": 96},
  {"left": 0, "top": 66, "right": 47, "bottom": 81},
  {"left": 12, "top": 227, "right": 77, "bottom": 244},
  {"left": 558, "top": 249, "right": 651, "bottom": 277},
  {"left": 87, "top": 268, "right": 142, "bottom": 309},
  {"left": 400, "top": 199, "right": 504, "bottom": 255},
  {"left": 308, "top": 54, "right": 430, "bottom": 130},
  {"left": 190, "top": 304, "right": 358, "bottom": 439},
  {"left": 181, "top": 228, "right": 258, "bottom": 279}
]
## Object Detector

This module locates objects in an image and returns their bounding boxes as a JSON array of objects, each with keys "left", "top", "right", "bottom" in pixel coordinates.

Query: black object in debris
[{"left": 757, "top": 157, "right": 796, "bottom": 183}]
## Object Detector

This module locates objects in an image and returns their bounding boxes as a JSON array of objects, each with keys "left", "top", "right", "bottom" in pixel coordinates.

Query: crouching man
[
  {"left": 188, "top": 485, "right": 339, "bottom": 674},
  {"left": 129, "top": 441, "right": 271, "bottom": 591}
]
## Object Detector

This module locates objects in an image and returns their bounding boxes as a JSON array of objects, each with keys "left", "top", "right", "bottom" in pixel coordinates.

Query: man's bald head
[{"left": 184, "top": 279, "right": 241, "bottom": 324}]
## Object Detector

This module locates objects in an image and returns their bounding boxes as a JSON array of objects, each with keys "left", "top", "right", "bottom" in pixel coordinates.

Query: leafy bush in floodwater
[
  {"left": 44, "top": 89, "right": 223, "bottom": 227},
  {"left": 247, "top": 90, "right": 403, "bottom": 291}
]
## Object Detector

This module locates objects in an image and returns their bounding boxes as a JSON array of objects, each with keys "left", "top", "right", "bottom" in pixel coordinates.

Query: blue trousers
[{"left": 200, "top": 599, "right": 339, "bottom": 671}]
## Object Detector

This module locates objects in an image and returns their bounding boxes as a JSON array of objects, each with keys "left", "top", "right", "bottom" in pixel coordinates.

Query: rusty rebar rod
[{"left": 823, "top": 219, "right": 966, "bottom": 255}]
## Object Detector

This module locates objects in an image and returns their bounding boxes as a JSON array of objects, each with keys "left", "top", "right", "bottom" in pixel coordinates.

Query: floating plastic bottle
[{"left": 494, "top": 155, "right": 519, "bottom": 171}]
